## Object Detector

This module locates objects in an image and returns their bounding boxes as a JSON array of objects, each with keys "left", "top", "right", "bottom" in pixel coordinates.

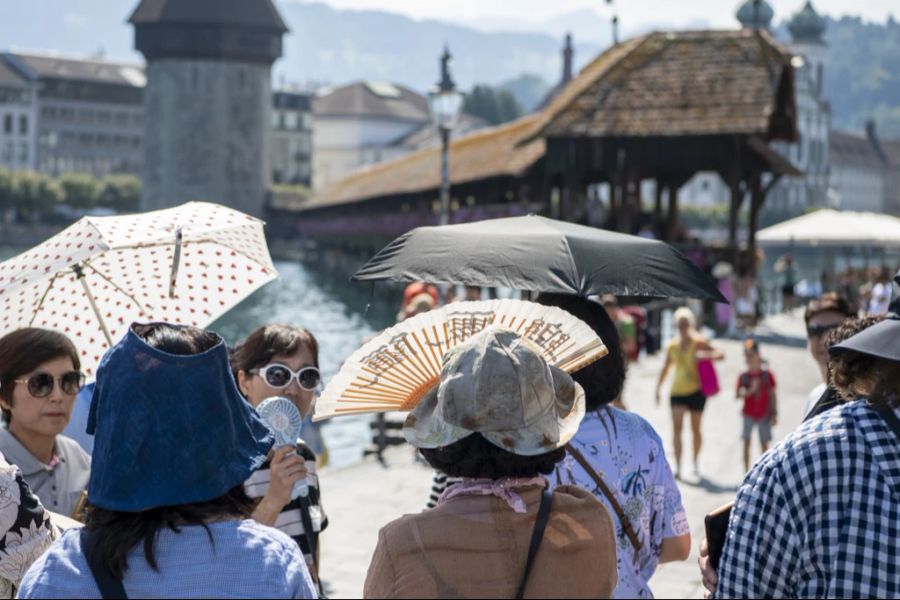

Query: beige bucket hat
[{"left": 403, "top": 327, "right": 585, "bottom": 456}]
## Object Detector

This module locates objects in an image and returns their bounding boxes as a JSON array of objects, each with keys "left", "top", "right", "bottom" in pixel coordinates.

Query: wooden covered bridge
[{"left": 275, "top": 28, "right": 799, "bottom": 268}]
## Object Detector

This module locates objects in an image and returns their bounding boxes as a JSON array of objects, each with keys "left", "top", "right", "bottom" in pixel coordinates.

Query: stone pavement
[{"left": 318, "top": 316, "right": 821, "bottom": 599}]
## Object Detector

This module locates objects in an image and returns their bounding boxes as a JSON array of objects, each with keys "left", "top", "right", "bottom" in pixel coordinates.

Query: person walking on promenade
[
  {"left": 0, "top": 329, "right": 90, "bottom": 518},
  {"left": 539, "top": 294, "right": 690, "bottom": 599},
  {"left": 364, "top": 328, "right": 618, "bottom": 599},
  {"left": 735, "top": 340, "right": 777, "bottom": 473},
  {"left": 710, "top": 311, "right": 900, "bottom": 599},
  {"left": 655, "top": 307, "right": 724, "bottom": 478},
  {"left": 18, "top": 322, "right": 316, "bottom": 599},
  {"left": 230, "top": 324, "right": 328, "bottom": 585}
]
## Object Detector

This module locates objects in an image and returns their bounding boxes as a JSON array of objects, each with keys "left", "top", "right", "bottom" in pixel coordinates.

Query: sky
[{"left": 305, "top": 0, "right": 896, "bottom": 30}]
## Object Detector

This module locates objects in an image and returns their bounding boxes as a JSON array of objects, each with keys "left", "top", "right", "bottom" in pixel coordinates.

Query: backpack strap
[
  {"left": 566, "top": 443, "right": 642, "bottom": 555},
  {"left": 515, "top": 487, "right": 553, "bottom": 600},
  {"left": 81, "top": 529, "right": 128, "bottom": 599}
]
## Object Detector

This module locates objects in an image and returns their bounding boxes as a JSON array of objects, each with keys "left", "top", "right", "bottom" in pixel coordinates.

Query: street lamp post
[{"left": 428, "top": 47, "right": 463, "bottom": 226}]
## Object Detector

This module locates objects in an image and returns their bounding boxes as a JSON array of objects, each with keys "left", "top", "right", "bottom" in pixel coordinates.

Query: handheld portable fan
[
  {"left": 257, "top": 396, "right": 308, "bottom": 499},
  {"left": 314, "top": 298, "right": 608, "bottom": 421}
]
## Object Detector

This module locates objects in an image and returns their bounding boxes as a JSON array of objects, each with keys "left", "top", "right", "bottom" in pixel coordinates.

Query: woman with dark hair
[
  {"left": 0, "top": 328, "right": 90, "bottom": 517},
  {"left": 537, "top": 294, "right": 690, "bottom": 599},
  {"left": 17, "top": 322, "right": 316, "bottom": 598},
  {"left": 230, "top": 324, "right": 328, "bottom": 582},
  {"left": 364, "top": 328, "right": 617, "bottom": 599}
]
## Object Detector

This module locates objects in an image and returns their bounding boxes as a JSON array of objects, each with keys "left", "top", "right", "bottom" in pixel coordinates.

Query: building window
[
  {"left": 3, "top": 115, "right": 11, "bottom": 134},
  {"left": 1, "top": 142, "right": 12, "bottom": 163},
  {"left": 115, "top": 112, "right": 128, "bottom": 126},
  {"left": 17, "top": 141, "right": 28, "bottom": 164},
  {"left": 19, "top": 115, "right": 27, "bottom": 135}
]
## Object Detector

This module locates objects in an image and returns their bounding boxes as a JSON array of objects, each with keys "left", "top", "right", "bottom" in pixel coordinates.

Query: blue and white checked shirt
[
  {"left": 17, "top": 519, "right": 316, "bottom": 599},
  {"left": 716, "top": 401, "right": 900, "bottom": 599}
]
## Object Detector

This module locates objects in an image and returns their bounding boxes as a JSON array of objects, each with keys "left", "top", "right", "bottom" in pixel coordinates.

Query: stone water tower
[{"left": 129, "top": 0, "right": 287, "bottom": 216}]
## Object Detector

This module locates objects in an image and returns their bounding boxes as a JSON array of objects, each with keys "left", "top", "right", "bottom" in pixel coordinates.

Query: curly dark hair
[
  {"left": 419, "top": 433, "right": 566, "bottom": 479},
  {"left": 870, "top": 365, "right": 900, "bottom": 409},
  {"left": 535, "top": 293, "right": 625, "bottom": 411},
  {"left": 826, "top": 316, "right": 885, "bottom": 402}
]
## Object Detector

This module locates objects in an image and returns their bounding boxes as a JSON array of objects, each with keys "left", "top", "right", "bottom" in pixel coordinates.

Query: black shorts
[
  {"left": 782, "top": 284, "right": 795, "bottom": 296},
  {"left": 671, "top": 391, "right": 707, "bottom": 412}
]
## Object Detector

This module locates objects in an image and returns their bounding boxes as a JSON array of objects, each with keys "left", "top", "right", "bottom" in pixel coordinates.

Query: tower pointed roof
[
  {"left": 129, "top": 0, "right": 287, "bottom": 32},
  {"left": 736, "top": 0, "right": 774, "bottom": 30},
  {"left": 788, "top": 1, "right": 826, "bottom": 44},
  {"left": 129, "top": 0, "right": 287, "bottom": 64}
]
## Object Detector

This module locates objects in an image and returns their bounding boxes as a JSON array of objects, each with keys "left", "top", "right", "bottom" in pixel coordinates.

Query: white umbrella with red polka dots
[{"left": 0, "top": 201, "right": 278, "bottom": 376}]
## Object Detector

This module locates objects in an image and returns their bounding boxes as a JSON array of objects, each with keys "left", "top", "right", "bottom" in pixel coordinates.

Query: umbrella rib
[
  {"left": 81, "top": 260, "right": 150, "bottom": 314},
  {"left": 27, "top": 271, "right": 63, "bottom": 328}
]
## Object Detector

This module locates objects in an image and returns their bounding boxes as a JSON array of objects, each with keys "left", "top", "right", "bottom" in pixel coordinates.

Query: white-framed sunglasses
[{"left": 251, "top": 363, "right": 321, "bottom": 391}]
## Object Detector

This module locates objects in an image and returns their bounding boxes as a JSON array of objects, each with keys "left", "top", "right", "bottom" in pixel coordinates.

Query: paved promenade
[{"left": 318, "top": 315, "right": 820, "bottom": 598}]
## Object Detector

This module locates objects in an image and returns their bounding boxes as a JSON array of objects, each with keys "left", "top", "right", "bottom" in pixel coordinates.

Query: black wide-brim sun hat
[{"left": 829, "top": 316, "right": 900, "bottom": 362}]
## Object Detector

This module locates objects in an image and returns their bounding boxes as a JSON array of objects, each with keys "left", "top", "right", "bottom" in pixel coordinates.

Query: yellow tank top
[{"left": 668, "top": 338, "right": 701, "bottom": 396}]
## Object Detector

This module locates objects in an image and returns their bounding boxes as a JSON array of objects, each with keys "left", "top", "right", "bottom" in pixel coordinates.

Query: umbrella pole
[{"left": 73, "top": 264, "right": 113, "bottom": 347}]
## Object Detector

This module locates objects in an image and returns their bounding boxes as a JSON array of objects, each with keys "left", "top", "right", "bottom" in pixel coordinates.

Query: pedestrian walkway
[{"left": 318, "top": 331, "right": 821, "bottom": 598}]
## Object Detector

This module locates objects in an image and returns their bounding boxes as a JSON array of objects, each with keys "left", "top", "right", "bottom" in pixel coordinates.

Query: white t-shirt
[
  {"left": 868, "top": 282, "right": 892, "bottom": 315},
  {"left": 804, "top": 382, "right": 828, "bottom": 418}
]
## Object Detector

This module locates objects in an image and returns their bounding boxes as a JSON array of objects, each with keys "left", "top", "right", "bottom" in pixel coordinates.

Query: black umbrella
[{"left": 354, "top": 215, "right": 726, "bottom": 302}]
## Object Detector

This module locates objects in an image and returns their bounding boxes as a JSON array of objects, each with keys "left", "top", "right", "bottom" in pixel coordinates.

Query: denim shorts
[{"left": 742, "top": 415, "right": 772, "bottom": 444}]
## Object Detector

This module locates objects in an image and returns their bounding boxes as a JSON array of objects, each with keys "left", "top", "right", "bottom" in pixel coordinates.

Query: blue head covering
[{"left": 87, "top": 323, "right": 274, "bottom": 512}]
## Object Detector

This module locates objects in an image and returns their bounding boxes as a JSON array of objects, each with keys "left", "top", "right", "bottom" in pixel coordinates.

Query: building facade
[
  {"left": 312, "top": 81, "right": 432, "bottom": 189},
  {"left": 1, "top": 52, "right": 143, "bottom": 177},
  {"left": 0, "top": 57, "right": 38, "bottom": 172},
  {"left": 271, "top": 90, "right": 312, "bottom": 186},
  {"left": 829, "top": 123, "right": 894, "bottom": 213},
  {"left": 130, "top": 0, "right": 287, "bottom": 217}
]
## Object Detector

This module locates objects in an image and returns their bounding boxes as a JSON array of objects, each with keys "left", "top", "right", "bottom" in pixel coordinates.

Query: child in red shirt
[{"left": 736, "top": 339, "right": 777, "bottom": 472}]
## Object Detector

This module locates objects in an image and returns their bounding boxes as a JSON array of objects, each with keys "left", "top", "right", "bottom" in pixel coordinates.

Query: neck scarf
[{"left": 438, "top": 477, "right": 546, "bottom": 513}]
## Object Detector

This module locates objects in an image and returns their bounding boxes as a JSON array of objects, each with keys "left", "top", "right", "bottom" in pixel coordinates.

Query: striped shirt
[{"left": 244, "top": 441, "right": 327, "bottom": 568}]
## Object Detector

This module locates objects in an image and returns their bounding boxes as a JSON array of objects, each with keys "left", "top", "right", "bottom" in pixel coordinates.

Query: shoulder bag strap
[
  {"left": 565, "top": 443, "right": 642, "bottom": 554},
  {"left": 515, "top": 487, "right": 553, "bottom": 600},
  {"left": 80, "top": 529, "right": 128, "bottom": 600},
  {"left": 297, "top": 494, "right": 328, "bottom": 598},
  {"left": 874, "top": 404, "right": 900, "bottom": 442}
]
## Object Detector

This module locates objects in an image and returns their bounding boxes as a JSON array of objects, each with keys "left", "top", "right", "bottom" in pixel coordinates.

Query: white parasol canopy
[
  {"left": 0, "top": 201, "right": 278, "bottom": 375},
  {"left": 757, "top": 209, "right": 900, "bottom": 247}
]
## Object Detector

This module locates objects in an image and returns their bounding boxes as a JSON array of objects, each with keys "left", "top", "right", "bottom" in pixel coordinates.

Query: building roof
[
  {"left": 129, "top": 0, "right": 288, "bottom": 33},
  {"left": 830, "top": 130, "right": 889, "bottom": 170},
  {"left": 882, "top": 139, "right": 900, "bottom": 168},
  {"left": 4, "top": 51, "right": 145, "bottom": 87},
  {"left": 737, "top": 0, "right": 774, "bottom": 30},
  {"left": 538, "top": 29, "right": 795, "bottom": 140},
  {"left": 390, "top": 113, "right": 489, "bottom": 149},
  {"left": 788, "top": 1, "right": 826, "bottom": 45},
  {"left": 0, "top": 56, "right": 30, "bottom": 87},
  {"left": 313, "top": 81, "right": 430, "bottom": 122}
]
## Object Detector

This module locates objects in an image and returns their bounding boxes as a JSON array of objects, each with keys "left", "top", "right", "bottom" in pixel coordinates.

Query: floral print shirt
[
  {"left": 0, "top": 453, "right": 56, "bottom": 598},
  {"left": 550, "top": 408, "right": 689, "bottom": 599}
]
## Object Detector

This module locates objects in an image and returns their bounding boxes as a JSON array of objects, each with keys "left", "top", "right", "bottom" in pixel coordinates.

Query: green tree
[
  {"left": 99, "top": 174, "right": 141, "bottom": 213},
  {"left": 13, "top": 171, "right": 62, "bottom": 219},
  {"left": 462, "top": 84, "right": 523, "bottom": 126},
  {"left": 58, "top": 172, "right": 101, "bottom": 210}
]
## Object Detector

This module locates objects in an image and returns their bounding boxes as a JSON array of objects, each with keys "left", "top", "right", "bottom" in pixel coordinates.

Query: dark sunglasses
[
  {"left": 806, "top": 323, "right": 840, "bottom": 339},
  {"left": 14, "top": 371, "right": 85, "bottom": 398},
  {"left": 251, "top": 363, "right": 321, "bottom": 391}
]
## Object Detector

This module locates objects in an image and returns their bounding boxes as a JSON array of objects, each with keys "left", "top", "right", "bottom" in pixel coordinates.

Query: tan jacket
[{"left": 364, "top": 484, "right": 617, "bottom": 599}]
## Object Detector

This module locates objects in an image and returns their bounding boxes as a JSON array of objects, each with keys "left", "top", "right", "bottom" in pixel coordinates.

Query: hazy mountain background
[{"left": 1, "top": 0, "right": 898, "bottom": 133}]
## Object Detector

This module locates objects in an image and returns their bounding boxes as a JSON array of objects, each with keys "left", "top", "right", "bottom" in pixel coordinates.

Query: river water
[{"left": 0, "top": 246, "right": 398, "bottom": 469}]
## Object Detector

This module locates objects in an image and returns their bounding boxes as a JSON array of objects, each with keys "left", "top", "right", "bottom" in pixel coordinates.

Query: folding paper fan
[{"left": 314, "top": 299, "right": 608, "bottom": 421}]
